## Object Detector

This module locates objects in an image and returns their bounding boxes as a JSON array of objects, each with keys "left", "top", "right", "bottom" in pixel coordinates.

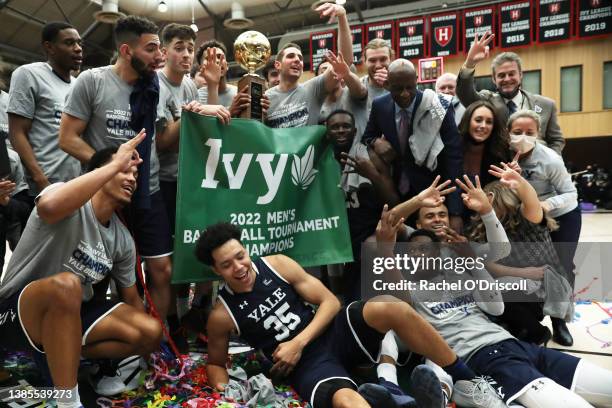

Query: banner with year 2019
[{"left": 173, "top": 113, "right": 353, "bottom": 283}]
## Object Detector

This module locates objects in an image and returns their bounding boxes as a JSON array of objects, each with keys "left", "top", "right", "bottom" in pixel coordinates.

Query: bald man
[
  {"left": 435, "top": 73, "right": 465, "bottom": 126},
  {"left": 362, "top": 59, "right": 463, "bottom": 232}
]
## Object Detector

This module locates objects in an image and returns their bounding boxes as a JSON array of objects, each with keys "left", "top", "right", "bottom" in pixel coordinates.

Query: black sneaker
[{"left": 358, "top": 382, "right": 399, "bottom": 408}]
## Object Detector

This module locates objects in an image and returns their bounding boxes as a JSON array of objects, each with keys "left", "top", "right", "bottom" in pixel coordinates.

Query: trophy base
[{"left": 238, "top": 74, "right": 267, "bottom": 122}]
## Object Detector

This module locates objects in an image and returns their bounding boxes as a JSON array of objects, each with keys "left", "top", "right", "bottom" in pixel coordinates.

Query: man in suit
[
  {"left": 362, "top": 59, "right": 463, "bottom": 232},
  {"left": 456, "top": 32, "right": 565, "bottom": 155},
  {"left": 435, "top": 73, "right": 465, "bottom": 126}
]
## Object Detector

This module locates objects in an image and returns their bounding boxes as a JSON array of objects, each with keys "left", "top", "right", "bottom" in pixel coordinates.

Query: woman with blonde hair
[
  {"left": 468, "top": 164, "right": 568, "bottom": 345},
  {"left": 505, "top": 109, "right": 580, "bottom": 346}
]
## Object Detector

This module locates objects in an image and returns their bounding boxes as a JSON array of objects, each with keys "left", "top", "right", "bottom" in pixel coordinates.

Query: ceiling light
[
  {"left": 441, "top": 2, "right": 448, "bottom": 8},
  {"left": 158, "top": 0, "right": 168, "bottom": 13},
  {"left": 190, "top": 0, "right": 198, "bottom": 32}
]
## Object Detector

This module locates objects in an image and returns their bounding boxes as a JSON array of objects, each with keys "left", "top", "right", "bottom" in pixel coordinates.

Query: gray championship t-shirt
[
  {"left": 362, "top": 75, "right": 388, "bottom": 116},
  {"left": 265, "top": 75, "right": 327, "bottom": 128},
  {"left": 8, "top": 149, "right": 29, "bottom": 196},
  {"left": 157, "top": 71, "right": 198, "bottom": 182},
  {"left": 3, "top": 90, "right": 28, "bottom": 194},
  {"left": 0, "top": 183, "right": 136, "bottom": 301},
  {"left": 63, "top": 65, "right": 161, "bottom": 194},
  {"left": 319, "top": 87, "right": 368, "bottom": 141},
  {"left": 0, "top": 90, "right": 8, "bottom": 136},
  {"left": 7, "top": 62, "right": 81, "bottom": 194},
  {"left": 197, "top": 84, "right": 237, "bottom": 109},
  {"left": 410, "top": 273, "right": 513, "bottom": 361}
]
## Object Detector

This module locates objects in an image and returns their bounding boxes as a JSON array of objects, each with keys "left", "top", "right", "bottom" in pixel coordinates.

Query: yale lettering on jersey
[{"left": 246, "top": 287, "right": 287, "bottom": 322}]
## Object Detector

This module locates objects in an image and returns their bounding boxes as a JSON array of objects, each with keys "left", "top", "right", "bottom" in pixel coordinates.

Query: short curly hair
[
  {"left": 195, "top": 39, "right": 227, "bottom": 65},
  {"left": 195, "top": 222, "right": 241, "bottom": 266},
  {"left": 114, "top": 16, "right": 158, "bottom": 48}
]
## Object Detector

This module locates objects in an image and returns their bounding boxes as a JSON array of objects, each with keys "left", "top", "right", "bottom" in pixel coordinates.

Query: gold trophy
[{"left": 234, "top": 30, "right": 271, "bottom": 121}]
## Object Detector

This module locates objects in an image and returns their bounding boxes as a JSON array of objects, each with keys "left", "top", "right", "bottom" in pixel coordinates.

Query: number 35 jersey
[{"left": 217, "top": 257, "right": 315, "bottom": 358}]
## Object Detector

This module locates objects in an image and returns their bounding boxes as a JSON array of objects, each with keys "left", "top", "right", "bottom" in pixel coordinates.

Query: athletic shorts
[
  {"left": 0, "top": 282, "right": 123, "bottom": 356},
  {"left": 288, "top": 301, "right": 385, "bottom": 408},
  {"left": 468, "top": 338, "right": 581, "bottom": 404},
  {"left": 122, "top": 190, "right": 173, "bottom": 258},
  {"left": 159, "top": 180, "right": 177, "bottom": 236}
]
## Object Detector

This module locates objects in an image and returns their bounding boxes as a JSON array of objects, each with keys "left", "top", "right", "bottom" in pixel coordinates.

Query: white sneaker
[
  {"left": 452, "top": 376, "right": 508, "bottom": 408},
  {"left": 89, "top": 356, "right": 144, "bottom": 396},
  {"left": 89, "top": 370, "right": 125, "bottom": 397}
]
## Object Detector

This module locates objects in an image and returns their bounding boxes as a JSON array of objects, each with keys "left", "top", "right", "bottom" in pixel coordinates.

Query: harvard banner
[{"left": 173, "top": 113, "right": 353, "bottom": 283}]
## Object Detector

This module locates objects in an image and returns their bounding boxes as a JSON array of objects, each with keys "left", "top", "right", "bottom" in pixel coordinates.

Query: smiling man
[
  {"left": 0, "top": 134, "right": 162, "bottom": 407},
  {"left": 8, "top": 22, "right": 83, "bottom": 200},
  {"left": 265, "top": 43, "right": 339, "bottom": 128},
  {"left": 456, "top": 32, "right": 564, "bottom": 154},
  {"left": 362, "top": 59, "right": 463, "bottom": 232},
  {"left": 198, "top": 222, "right": 482, "bottom": 408},
  {"left": 59, "top": 16, "right": 181, "bottom": 334}
]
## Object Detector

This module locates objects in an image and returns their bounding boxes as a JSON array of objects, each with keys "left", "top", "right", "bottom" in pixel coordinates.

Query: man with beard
[
  {"left": 59, "top": 16, "right": 221, "bottom": 351},
  {"left": 8, "top": 22, "right": 82, "bottom": 201},
  {"left": 456, "top": 32, "right": 565, "bottom": 154}
]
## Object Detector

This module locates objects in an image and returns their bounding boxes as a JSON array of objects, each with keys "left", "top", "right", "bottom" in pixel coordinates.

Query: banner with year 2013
[{"left": 173, "top": 113, "right": 353, "bottom": 283}]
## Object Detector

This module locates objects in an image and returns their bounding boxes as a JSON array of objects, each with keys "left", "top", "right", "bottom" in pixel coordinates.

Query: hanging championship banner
[
  {"left": 366, "top": 20, "right": 395, "bottom": 49},
  {"left": 310, "top": 30, "right": 336, "bottom": 72},
  {"left": 397, "top": 17, "right": 426, "bottom": 60},
  {"left": 429, "top": 12, "right": 459, "bottom": 57},
  {"left": 173, "top": 113, "right": 353, "bottom": 283},
  {"left": 351, "top": 25, "right": 365, "bottom": 64},
  {"left": 499, "top": 1, "right": 533, "bottom": 48},
  {"left": 464, "top": 6, "right": 496, "bottom": 52},
  {"left": 537, "top": 0, "right": 573, "bottom": 44},
  {"left": 577, "top": 0, "right": 611, "bottom": 38}
]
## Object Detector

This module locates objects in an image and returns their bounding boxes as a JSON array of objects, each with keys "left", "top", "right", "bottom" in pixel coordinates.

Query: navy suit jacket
[{"left": 362, "top": 90, "right": 463, "bottom": 215}]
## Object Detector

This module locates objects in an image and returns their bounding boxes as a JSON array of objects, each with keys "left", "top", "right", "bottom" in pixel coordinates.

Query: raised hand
[
  {"left": 315, "top": 2, "right": 346, "bottom": 24},
  {"left": 436, "top": 226, "right": 468, "bottom": 243},
  {"left": 465, "top": 32, "right": 495, "bottom": 68},
  {"left": 114, "top": 129, "right": 145, "bottom": 172},
  {"left": 489, "top": 163, "right": 524, "bottom": 190},
  {"left": 326, "top": 51, "right": 350, "bottom": 81},
  {"left": 376, "top": 204, "right": 405, "bottom": 245},
  {"left": 341, "top": 152, "right": 378, "bottom": 180},
  {"left": 506, "top": 151, "right": 522, "bottom": 173},
  {"left": 201, "top": 47, "right": 223, "bottom": 86},
  {"left": 455, "top": 175, "right": 492, "bottom": 215},
  {"left": 417, "top": 175, "right": 456, "bottom": 208}
]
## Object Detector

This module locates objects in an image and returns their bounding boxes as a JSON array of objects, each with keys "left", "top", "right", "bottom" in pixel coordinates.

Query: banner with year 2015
[{"left": 173, "top": 113, "right": 353, "bottom": 282}]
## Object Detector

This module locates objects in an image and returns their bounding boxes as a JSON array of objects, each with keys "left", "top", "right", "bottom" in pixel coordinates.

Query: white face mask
[{"left": 510, "top": 133, "right": 536, "bottom": 154}]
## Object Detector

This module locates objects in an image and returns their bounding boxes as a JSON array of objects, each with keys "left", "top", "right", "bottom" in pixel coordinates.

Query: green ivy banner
[{"left": 172, "top": 112, "right": 353, "bottom": 283}]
